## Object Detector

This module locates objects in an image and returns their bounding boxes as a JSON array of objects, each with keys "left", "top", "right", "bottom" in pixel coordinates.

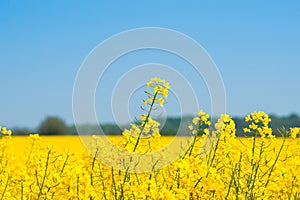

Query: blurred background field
[
  {"left": 10, "top": 135, "right": 298, "bottom": 160},
  {"left": 10, "top": 136, "right": 178, "bottom": 160}
]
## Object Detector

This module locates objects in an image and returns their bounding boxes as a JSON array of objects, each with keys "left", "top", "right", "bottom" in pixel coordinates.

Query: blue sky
[{"left": 1, "top": 1, "right": 299, "bottom": 129}]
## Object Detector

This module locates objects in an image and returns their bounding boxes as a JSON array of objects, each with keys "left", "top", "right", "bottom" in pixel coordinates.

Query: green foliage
[
  {"left": 12, "top": 114, "right": 300, "bottom": 135},
  {"left": 38, "top": 116, "right": 68, "bottom": 135},
  {"left": 160, "top": 117, "right": 181, "bottom": 135},
  {"left": 12, "top": 127, "right": 31, "bottom": 135},
  {"left": 68, "top": 123, "right": 123, "bottom": 135}
]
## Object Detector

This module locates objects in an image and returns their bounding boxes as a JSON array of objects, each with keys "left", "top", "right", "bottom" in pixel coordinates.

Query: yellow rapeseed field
[
  {"left": 0, "top": 78, "right": 299, "bottom": 199},
  {"left": 0, "top": 127, "right": 299, "bottom": 199}
]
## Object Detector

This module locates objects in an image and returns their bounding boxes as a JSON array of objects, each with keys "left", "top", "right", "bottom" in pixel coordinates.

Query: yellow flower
[
  {"left": 290, "top": 127, "right": 300, "bottom": 139},
  {"left": 141, "top": 114, "right": 147, "bottom": 121},
  {"left": 1, "top": 127, "right": 12, "bottom": 136},
  {"left": 1, "top": 127, "right": 7, "bottom": 134},
  {"left": 188, "top": 125, "right": 194, "bottom": 131},
  {"left": 29, "top": 133, "right": 40, "bottom": 141},
  {"left": 154, "top": 86, "right": 159, "bottom": 94},
  {"left": 159, "top": 98, "right": 164, "bottom": 106},
  {"left": 6, "top": 130, "right": 12, "bottom": 136},
  {"left": 201, "top": 114, "right": 209, "bottom": 121},
  {"left": 203, "top": 128, "right": 209, "bottom": 135},
  {"left": 198, "top": 110, "right": 205, "bottom": 116},
  {"left": 221, "top": 114, "right": 230, "bottom": 123},
  {"left": 243, "top": 128, "right": 251, "bottom": 133},
  {"left": 245, "top": 114, "right": 251, "bottom": 122},
  {"left": 249, "top": 123, "right": 258, "bottom": 130},
  {"left": 150, "top": 77, "right": 160, "bottom": 83},
  {"left": 161, "top": 89, "right": 168, "bottom": 98},
  {"left": 192, "top": 117, "right": 200, "bottom": 125},
  {"left": 205, "top": 121, "right": 211, "bottom": 126},
  {"left": 163, "top": 81, "right": 170, "bottom": 89},
  {"left": 146, "top": 81, "right": 153, "bottom": 88},
  {"left": 262, "top": 127, "right": 272, "bottom": 135}
]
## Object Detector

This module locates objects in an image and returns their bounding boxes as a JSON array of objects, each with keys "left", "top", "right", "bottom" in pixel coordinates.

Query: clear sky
[{"left": 1, "top": 1, "right": 299, "bottom": 129}]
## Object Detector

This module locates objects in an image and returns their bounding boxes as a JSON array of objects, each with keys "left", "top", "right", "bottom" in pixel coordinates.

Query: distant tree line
[{"left": 11, "top": 114, "right": 300, "bottom": 137}]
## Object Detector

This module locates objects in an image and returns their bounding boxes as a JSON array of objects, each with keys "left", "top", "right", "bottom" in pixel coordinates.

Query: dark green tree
[
  {"left": 12, "top": 127, "right": 31, "bottom": 135},
  {"left": 38, "top": 116, "right": 68, "bottom": 135}
]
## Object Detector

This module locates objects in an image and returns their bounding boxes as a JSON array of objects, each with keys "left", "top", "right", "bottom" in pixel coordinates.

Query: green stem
[
  {"left": 182, "top": 135, "right": 198, "bottom": 159},
  {"left": 250, "top": 131, "right": 257, "bottom": 167},
  {"left": 60, "top": 154, "right": 70, "bottom": 173},
  {"left": 111, "top": 168, "right": 117, "bottom": 199},
  {"left": 0, "top": 175, "right": 10, "bottom": 200},
  {"left": 225, "top": 165, "right": 235, "bottom": 200},
  {"left": 26, "top": 139, "right": 38, "bottom": 166},
  {"left": 264, "top": 136, "right": 286, "bottom": 188},
  {"left": 249, "top": 141, "right": 264, "bottom": 196},
  {"left": 90, "top": 148, "right": 99, "bottom": 186},
  {"left": 133, "top": 92, "right": 158, "bottom": 152},
  {"left": 207, "top": 135, "right": 221, "bottom": 170},
  {"left": 37, "top": 149, "right": 51, "bottom": 199}
]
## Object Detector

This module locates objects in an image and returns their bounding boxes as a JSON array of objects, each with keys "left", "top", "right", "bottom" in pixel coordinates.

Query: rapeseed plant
[{"left": 0, "top": 78, "right": 299, "bottom": 199}]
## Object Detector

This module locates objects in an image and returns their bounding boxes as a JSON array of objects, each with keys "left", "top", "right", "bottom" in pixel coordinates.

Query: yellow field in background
[
  {"left": 11, "top": 136, "right": 87, "bottom": 159},
  {"left": 10, "top": 135, "right": 297, "bottom": 160},
  {"left": 10, "top": 135, "right": 176, "bottom": 160}
]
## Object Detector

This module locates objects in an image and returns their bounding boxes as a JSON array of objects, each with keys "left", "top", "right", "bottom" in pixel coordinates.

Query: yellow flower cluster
[
  {"left": 120, "top": 78, "right": 171, "bottom": 153},
  {"left": 0, "top": 126, "right": 12, "bottom": 136},
  {"left": 188, "top": 110, "right": 210, "bottom": 136},
  {"left": 214, "top": 114, "right": 236, "bottom": 137},
  {"left": 121, "top": 117, "right": 162, "bottom": 153},
  {"left": 144, "top": 77, "right": 170, "bottom": 106},
  {"left": 290, "top": 127, "right": 300, "bottom": 138},
  {"left": 243, "top": 111, "right": 273, "bottom": 137}
]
